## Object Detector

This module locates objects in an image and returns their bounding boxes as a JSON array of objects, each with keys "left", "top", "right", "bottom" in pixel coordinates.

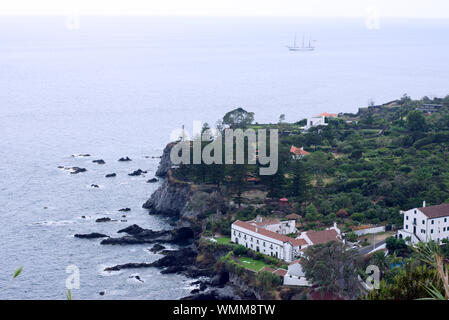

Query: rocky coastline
[{"left": 75, "top": 142, "right": 249, "bottom": 299}]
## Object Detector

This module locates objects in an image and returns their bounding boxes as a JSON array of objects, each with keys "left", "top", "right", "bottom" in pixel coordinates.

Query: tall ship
[{"left": 287, "top": 34, "right": 315, "bottom": 51}]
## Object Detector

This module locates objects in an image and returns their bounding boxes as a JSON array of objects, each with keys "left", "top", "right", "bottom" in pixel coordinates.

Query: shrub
[
  {"left": 256, "top": 271, "right": 282, "bottom": 291},
  {"left": 233, "top": 245, "right": 248, "bottom": 256}
]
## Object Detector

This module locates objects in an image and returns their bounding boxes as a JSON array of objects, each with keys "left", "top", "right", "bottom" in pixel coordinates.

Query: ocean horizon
[{"left": 1, "top": 15, "right": 449, "bottom": 299}]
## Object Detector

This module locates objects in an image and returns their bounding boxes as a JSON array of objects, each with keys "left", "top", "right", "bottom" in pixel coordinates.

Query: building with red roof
[
  {"left": 232, "top": 220, "right": 305, "bottom": 262},
  {"left": 398, "top": 201, "right": 449, "bottom": 244},
  {"left": 290, "top": 145, "right": 310, "bottom": 160}
]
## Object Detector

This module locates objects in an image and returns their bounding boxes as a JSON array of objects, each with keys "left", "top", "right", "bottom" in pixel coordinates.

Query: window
[
  {"left": 431, "top": 229, "right": 434, "bottom": 234},
  {"left": 406, "top": 216, "right": 409, "bottom": 220},
  {"left": 444, "top": 228, "right": 446, "bottom": 232},
  {"left": 406, "top": 225, "right": 408, "bottom": 229},
  {"left": 445, "top": 218, "right": 447, "bottom": 223},
  {"left": 256, "top": 240, "right": 259, "bottom": 244},
  {"left": 263, "top": 242, "right": 266, "bottom": 247},
  {"left": 432, "top": 220, "right": 435, "bottom": 225},
  {"left": 414, "top": 210, "right": 417, "bottom": 214},
  {"left": 423, "top": 220, "right": 425, "bottom": 224}
]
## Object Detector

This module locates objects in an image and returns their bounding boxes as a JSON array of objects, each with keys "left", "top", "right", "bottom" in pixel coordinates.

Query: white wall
[
  {"left": 232, "top": 224, "right": 290, "bottom": 261},
  {"left": 354, "top": 226, "right": 385, "bottom": 236},
  {"left": 283, "top": 275, "right": 312, "bottom": 287},
  {"left": 400, "top": 208, "right": 449, "bottom": 244}
]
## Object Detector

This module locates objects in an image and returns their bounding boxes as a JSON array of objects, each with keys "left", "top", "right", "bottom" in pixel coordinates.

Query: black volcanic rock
[
  {"left": 104, "top": 263, "right": 153, "bottom": 272},
  {"left": 103, "top": 248, "right": 196, "bottom": 272},
  {"left": 70, "top": 167, "right": 87, "bottom": 174},
  {"left": 75, "top": 233, "right": 109, "bottom": 239},
  {"left": 147, "top": 178, "right": 158, "bottom": 183},
  {"left": 72, "top": 154, "right": 91, "bottom": 157},
  {"left": 91, "top": 184, "right": 100, "bottom": 188},
  {"left": 117, "top": 224, "right": 145, "bottom": 235},
  {"left": 149, "top": 244, "right": 166, "bottom": 253},
  {"left": 95, "top": 217, "right": 115, "bottom": 223},
  {"left": 100, "top": 226, "right": 194, "bottom": 245},
  {"left": 128, "top": 169, "right": 147, "bottom": 176},
  {"left": 118, "top": 157, "right": 132, "bottom": 162},
  {"left": 118, "top": 208, "right": 131, "bottom": 212},
  {"left": 105, "top": 173, "right": 116, "bottom": 178},
  {"left": 181, "top": 290, "right": 236, "bottom": 301},
  {"left": 93, "top": 159, "right": 106, "bottom": 164}
]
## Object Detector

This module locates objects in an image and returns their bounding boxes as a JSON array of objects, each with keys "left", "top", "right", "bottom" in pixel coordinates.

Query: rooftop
[
  {"left": 272, "top": 268, "right": 288, "bottom": 277},
  {"left": 305, "top": 229, "right": 339, "bottom": 245},
  {"left": 249, "top": 218, "right": 281, "bottom": 227},
  {"left": 259, "top": 266, "right": 275, "bottom": 273},
  {"left": 419, "top": 203, "right": 449, "bottom": 219},
  {"left": 233, "top": 220, "right": 306, "bottom": 247},
  {"left": 290, "top": 145, "right": 310, "bottom": 156},
  {"left": 317, "top": 112, "right": 338, "bottom": 117},
  {"left": 286, "top": 213, "right": 302, "bottom": 220}
]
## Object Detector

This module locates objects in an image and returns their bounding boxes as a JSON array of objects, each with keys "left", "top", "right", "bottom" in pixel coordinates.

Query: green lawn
[
  {"left": 215, "top": 237, "right": 232, "bottom": 245},
  {"left": 237, "top": 256, "right": 273, "bottom": 272}
]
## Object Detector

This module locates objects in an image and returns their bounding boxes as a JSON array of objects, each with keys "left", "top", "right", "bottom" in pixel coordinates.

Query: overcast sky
[{"left": 1, "top": 0, "right": 448, "bottom": 18}]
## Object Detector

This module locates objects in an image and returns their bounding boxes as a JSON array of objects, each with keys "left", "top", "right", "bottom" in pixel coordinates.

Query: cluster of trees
[
  {"left": 174, "top": 95, "right": 449, "bottom": 229},
  {"left": 301, "top": 241, "right": 361, "bottom": 299},
  {"left": 365, "top": 241, "right": 449, "bottom": 300}
]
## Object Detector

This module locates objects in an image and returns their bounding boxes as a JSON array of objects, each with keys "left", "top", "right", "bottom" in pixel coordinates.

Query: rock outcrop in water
[
  {"left": 74, "top": 233, "right": 109, "bottom": 239},
  {"left": 100, "top": 224, "right": 194, "bottom": 245},
  {"left": 128, "top": 169, "right": 147, "bottom": 176},
  {"left": 103, "top": 247, "right": 196, "bottom": 272}
]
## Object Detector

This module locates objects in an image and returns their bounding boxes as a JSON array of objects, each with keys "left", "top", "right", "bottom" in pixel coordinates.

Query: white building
[
  {"left": 231, "top": 220, "right": 306, "bottom": 262},
  {"left": 248, "top": 216, "right": 297, "bottom": 235},
  {"left": 398, "top": 202, "right": 449, "bottom": 244},
  {"left": 283, "top": 260, "right": 312, "bottom": 287},
  {"left": 303, "top": 113, "right": 338, "bottom": 131},
  {"left": 304, "top": 115, "right": 327, "bottom": 130},
  {"left": 231, "top": 220, "right": 342, "bottom": 262},
  {"left": 297, "top": 223, "right": 342, "bottom": 247}
]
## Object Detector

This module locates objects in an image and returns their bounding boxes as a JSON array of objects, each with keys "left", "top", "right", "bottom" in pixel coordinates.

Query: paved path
[{"left": 358, "top": 239, "right": 387, "bottom": 255}]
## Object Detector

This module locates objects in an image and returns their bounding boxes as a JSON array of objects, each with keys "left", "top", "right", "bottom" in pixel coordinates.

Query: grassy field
[
  {"left": 215, "top": 237, "right": 232, "bottom": 245},
  {"left": 237, "top": 256, "right": 273, "bottom": 272}
]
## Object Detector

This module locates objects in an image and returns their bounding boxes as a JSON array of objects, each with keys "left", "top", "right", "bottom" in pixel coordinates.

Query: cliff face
[
  {"left": 155, "top": 142, "right": 175, "bottom": 177},
  {"left": 143, "top": 142, "right": 191, "bottom": 216},
  {"left": 142, "top": 179, "right": 191, "bottom": 217}
]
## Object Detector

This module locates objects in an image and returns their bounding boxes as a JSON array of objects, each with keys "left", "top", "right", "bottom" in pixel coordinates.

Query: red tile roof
[
  {"left": 290, "top": 145, "right": 310, "bottom": 156},
  {"left": 286, "top": 213, "right": 302, "bottom": 220},
  {"left": 419, "top": 204, "right": 449, "bottom": 219},
  {"left": 317, "top": 112, "right": 338, "bottom": 117},
  {"left": 306, "top": 229, "right": 339, "bottom": 245},
  {"left": 233, "top": 220, "right": 305, "bottom": 247},
  {"left": 290, "top": 238, "right": 308, "bottom": 247},
  {"left": 272, "top": 268, "right": 288, "bottom": 277},
  {"left": 259, "top": 266, "right": 275, "bottom": 273}
]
